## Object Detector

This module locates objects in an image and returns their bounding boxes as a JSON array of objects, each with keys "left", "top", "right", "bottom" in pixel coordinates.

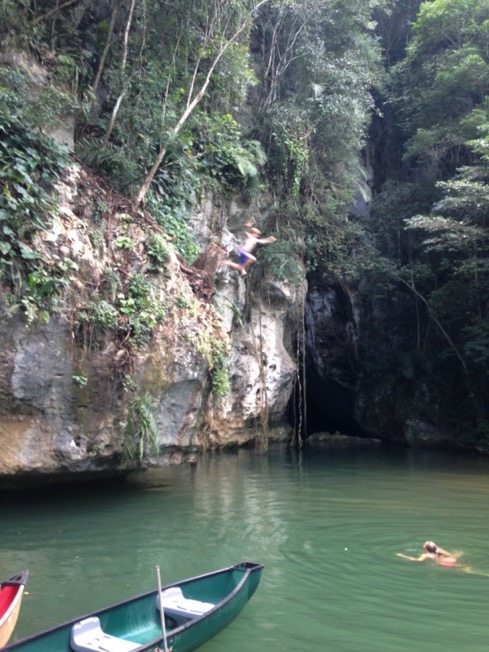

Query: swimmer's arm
[{"left": 396, "top": 553, "right": 428, "bottom": 562}]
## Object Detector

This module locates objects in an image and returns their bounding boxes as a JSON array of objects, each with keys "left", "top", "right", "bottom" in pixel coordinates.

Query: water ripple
[{"left": 4, "top": 447, "right": 489, "bottom": 651}]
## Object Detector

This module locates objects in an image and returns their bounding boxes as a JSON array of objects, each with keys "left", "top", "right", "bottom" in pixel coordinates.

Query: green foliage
[
  {"left": 190, "top": 328, "right": 231, "bottom": 400},
  {"left": 114, "top": 236, "right": 134, "bottom": 250},
  {"left": 211, "top": 356, "right": 231, "bottom": 399},
  {"left": 145, "top": 193, "right": 200, "bottom": 264},
  {"left": 0, "top": 67, "right": 77, "bottom": 131},
  {"left": 117, "top": 273, "right": 166, "bottom": 346},
  {"left": 80, "top": 300, "right": 119, "bottom": 331},
  {"left": 406, "top": 213, "right": 487, "bottom": 257},
  {"left": 410, "top": 0, "right": 489, "bottom": 56},
  {"left": 393, "top": 0, "right": 489, "bottom": 167},
  {"left": 18, "top": 264, "right": 72, "bottom": 326},
  {"left": 139, "top": 112, "right": 267, "bottom": 262},
  {"left": 254, "top": 0, "right": 385, "bottom": 277},
  {"left": 0, "top": 77, "right": 69, "bottom": 235},
  {"left": 3, "top": 0, "right": 387, "bottom": 292},
  {"left": 269, "top": 111, "right": 310, "bottom": 197},
  {"left": 75, "top": 139, "right": 140, "bottom": 193},
  {"left": 175, "top": 293, "right": 191, "bottom": 310},
  {"left": 77, "top": 272, "right": 166, "bottom": 349},
  {"left": 66, "top": 0, "right": 265, "bottom": 203},
  {"left": 0, "top": 1, "right": 30, "bottom": 37},
  {"left": 0, "top": 69, "right": 71, "bottom": 321},
  {"left": 72, "top": 375, "right": 88, "bottom": 387},
  {"left": 260, "top": 0, "right": 384, "bottom": 191},
  {"left": 464, "top": 319, "right": 489, "bottom": 365},
  {"left": 191, "top": 111, "right": 267, "bottom": 189},
  {"left": 373, "top": 112, "right": 489, "bottom": 426},
  {"left": 374, "top": 0, "right": 423, "bottom": 65},
  {"left": 144, "top": 233, "right": 171, "bottom": 271},
  {"left": 257, "top": 225, "right": 304, "bottom": 284},
  {"left": 123, "top": 392, "right": 160, "bottom": 462},
  {"left": 368, "top": 181, "right": 437, "bottom": 262}
]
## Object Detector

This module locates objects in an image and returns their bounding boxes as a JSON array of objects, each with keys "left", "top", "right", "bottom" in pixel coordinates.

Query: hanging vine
[
  {"left": 249, "top": 278, "right": 270, "bottom": 453},
  {"left": 291, "top": 251, "right": 306, "bottom": 448}
]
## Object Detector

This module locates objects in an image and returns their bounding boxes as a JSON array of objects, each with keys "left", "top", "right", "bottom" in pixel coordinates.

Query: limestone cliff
[
  {"left": 0, "top": 160, "right": 302, "bottom": 486},
  {"left": 0, "top": 44, "right": 305, "bottom": 487}
]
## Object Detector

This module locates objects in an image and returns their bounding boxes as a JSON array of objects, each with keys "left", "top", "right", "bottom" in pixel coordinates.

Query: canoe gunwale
[
  {"left": 144, "top": 561, "right": 263, "bottom": 648},
  {"left": 0, "top": 571, "right": 29, "bottom": 628},
  {"left": 0, "top": 572, "right": 29, "bottom": 591}
]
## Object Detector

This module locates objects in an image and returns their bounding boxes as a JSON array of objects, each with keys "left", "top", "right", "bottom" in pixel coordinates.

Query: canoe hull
[
  {"left": 165, "top": 562, "right": 262, "bottom": 652},
  {"left": 4, "top": 562, "right": 263, "bottom": 652},
  {"left": 0, "top": 571, "right": 29, "bottom": 649}
]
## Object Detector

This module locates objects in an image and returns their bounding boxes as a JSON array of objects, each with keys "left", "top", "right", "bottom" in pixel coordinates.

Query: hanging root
[{"left": 250, "top": 280, "right": 269, "bottom": 454}]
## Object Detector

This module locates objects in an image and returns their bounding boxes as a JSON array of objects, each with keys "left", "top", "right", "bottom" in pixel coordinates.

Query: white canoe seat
[
  {"left": 70, "top": 616, "right": 140, "bottom": 652},
  {"left": 157, "top": 586, "right": 214, "bottom": 618}
]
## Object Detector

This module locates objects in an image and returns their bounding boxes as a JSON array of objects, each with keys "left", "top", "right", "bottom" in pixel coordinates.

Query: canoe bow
[{"left": 0, "top": 571, "right": 29, "bottom": 649}]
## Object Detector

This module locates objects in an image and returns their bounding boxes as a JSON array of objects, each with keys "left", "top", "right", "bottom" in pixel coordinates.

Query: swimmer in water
[
  {"left": 397, "top": 541, "right": 460, "bottom": 566},
  {"left": 397, "top": 541, "right": 489, "bottom": 577}
]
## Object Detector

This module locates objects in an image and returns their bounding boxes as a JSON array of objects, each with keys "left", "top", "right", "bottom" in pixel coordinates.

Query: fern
[
  {"left": 246, "top": 139, "right": 268, "bottom": 166},
  {"left": 212, "top": 293, "right": 243, "bottom": 327},
  {"left": 230, "top": 139, "right": 267, "bottom": 179},
  {"left": 75, "top": 138, "right": 139, "bottom": 190},
  {"left": 122, "top": 393, "right": 160, "bottom": 462},
  {"left": 232, "top": 153, "right": 258, "bottom": 178},
  {"left": 75, "top": 138, "right": 125, "bottom": 168}
]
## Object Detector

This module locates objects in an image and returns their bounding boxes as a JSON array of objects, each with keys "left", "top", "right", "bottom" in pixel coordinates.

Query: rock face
[
  {"left": 304, "top": 280, "right": 362, "bottom": 435},
  {"left": 0, "top": 166, "right": 300, "bottom": 486},
  {"left": 305, "top": 432, "right": 381, "bottom": 448},
  {"left": 0, "top": 39, "right": 301, "bottom": 484},
  {"left": 304, "top": 280, "right": 464, "bottom": 449},
  {"left": 0, "top": 43, "right": 300, "bottom": 486},
  {"left": 206, "top": 271, "right": 305, "bottom": 446},
  {"left": 0, "top": 46, "right": 76, "bottom": 149}
]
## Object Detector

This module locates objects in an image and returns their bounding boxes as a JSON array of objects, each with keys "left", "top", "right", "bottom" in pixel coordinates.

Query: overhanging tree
[
  {"left": 134, "top": 0, "right": 272, "bottom": 205},
  {"left": 392, "top": 0, "right": 489, "bottom": 171}
]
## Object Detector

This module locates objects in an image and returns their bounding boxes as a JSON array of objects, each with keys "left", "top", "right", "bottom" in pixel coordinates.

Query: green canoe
[{"left": 4, "top": 561, "right": 263, "bottom": 652}]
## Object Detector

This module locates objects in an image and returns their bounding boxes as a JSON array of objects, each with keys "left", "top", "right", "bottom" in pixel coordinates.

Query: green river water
[{"left": 3, "top": 444, "right": 489, "bottom": 651}]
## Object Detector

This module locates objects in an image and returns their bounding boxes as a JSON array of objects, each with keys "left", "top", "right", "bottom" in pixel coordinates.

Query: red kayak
[{"left": 0, "top": 572, "right": 28, "bottom": 649}]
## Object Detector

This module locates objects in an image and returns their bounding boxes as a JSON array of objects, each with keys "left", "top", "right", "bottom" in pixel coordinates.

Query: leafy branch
[{"left": 135, "top": 0, "right": 272, "bottom": 205}]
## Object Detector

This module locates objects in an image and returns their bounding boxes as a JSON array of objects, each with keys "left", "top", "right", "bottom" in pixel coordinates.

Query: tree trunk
[{"left": 135, "top": 0, "right": 271, "bottom": 206}]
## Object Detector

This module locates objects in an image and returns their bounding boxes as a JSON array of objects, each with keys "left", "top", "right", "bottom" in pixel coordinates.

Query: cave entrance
[
  {"left": 287, "top": 297, "right": 363, "bottom": 445},
  {"left": 287, "top": 360, "right": 362, "bottom": 444}
]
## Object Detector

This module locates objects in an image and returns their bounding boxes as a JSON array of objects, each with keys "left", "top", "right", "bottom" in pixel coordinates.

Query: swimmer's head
[{"left": 424, "top": 541, "right": 437, "bottom": 553}]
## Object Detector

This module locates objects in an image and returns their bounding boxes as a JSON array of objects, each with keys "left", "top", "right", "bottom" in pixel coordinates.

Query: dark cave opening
[
  {"left": 287, "top": 349, "right": 365, "bottom": 442},
  {"left": 303, "top": 359, "right": 362, "bottom": 436}
]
